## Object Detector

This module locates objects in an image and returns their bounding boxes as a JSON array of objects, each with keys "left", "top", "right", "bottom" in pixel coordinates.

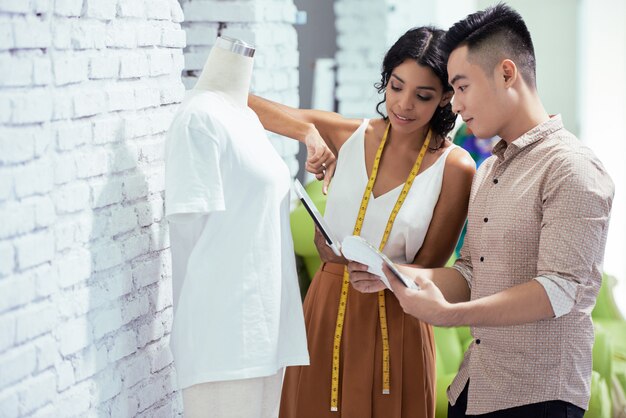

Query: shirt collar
[{"left": 492, "top": 115, "right": 564, "bottom": 161}]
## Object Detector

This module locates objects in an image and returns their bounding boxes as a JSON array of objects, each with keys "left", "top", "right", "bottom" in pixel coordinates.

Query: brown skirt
[{"left": 280, "top": 262, "right": 436, "bottom": 418}]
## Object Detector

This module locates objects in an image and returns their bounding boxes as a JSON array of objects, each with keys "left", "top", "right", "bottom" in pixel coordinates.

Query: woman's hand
[
  {"left": 347, "top": 261, "right": 387, "bottom": 293},
  {"left": 303, "top": 126, "right": 336, "bottom": 194},
  {"left": 313, "top": 227, "right": 347, "bottom": 264}
]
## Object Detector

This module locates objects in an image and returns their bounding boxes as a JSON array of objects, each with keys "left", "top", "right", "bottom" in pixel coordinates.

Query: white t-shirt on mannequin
[{"left": 165, "top": 89, "right": 309, "bottom": 390}]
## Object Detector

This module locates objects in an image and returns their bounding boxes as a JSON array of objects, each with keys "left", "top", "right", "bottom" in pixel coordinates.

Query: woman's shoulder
[
  {"left": 362, "top": 118, "right": 387, "bottom": 143},
  {"left": 333, "top": 117, "right": 382, "bottom": 151},
  {"left": 367, "top": 117, "right": 386, "bottom": 130},
  {"left": 442, "top": 141, "right": 477, "bottom": 176}
]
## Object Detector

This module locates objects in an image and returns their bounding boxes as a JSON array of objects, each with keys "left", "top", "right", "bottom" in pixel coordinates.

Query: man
[{"left": 349, "top": 4, "right": 614, "bottom": 418}]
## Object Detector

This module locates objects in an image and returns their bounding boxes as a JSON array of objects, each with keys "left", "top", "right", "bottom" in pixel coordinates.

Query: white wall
[
  {"left": 333, "top": 0, "right": 388, "bottom": 118},
  {"left": 179, "top": 0, "right": 302, "bottom": 177},
  {"left": 0, "top": 1, "right": 304, "bottom": 416},
  {"left": 293, "top": 0, "right": 337, "bottom": 110},
  {"left": 478, "top": 0, "right": 579, "bottom": 135},
  {"left": 578, "top": 0, "right": 626, "bottom": 314},
  {"left": 0, "top": 0, "right": 186, "bottom": 416},
  {"left": 332, "top": 0, "right": 625, "bottom": 312},
  {"left": 333, "top": 0, "right": 475, "bottom": 119}
]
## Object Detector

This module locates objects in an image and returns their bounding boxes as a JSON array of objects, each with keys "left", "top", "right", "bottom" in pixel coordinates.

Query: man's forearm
[
  {"left": 431, "top": 267, "right": 471, "bottom": 304},
  {"left": 446, "top": 279, "right": 555, "bottom": 327}
]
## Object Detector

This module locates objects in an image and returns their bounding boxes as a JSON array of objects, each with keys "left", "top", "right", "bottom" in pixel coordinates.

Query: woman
[{"left": 250, "top": 26, "right": 475, "bottom": 418}]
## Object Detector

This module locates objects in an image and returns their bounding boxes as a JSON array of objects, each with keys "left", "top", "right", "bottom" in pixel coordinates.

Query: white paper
[{"left": 341, "top": 235, "right": 419, "bottom": 290}]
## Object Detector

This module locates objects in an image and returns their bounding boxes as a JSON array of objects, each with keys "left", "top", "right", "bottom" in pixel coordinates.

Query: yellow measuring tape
[{"left": 330, "top": 122, "right": 432, "bottom": 411}]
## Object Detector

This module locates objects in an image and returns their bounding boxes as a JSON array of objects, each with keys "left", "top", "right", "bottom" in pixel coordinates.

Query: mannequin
[
  {"left": 167, "top": 36, "right": 253, "bottom": 227},
  {"left": 164, "top": 36, "right": 309, "bottom": 418},
  {"left": 193, "top": 36, "right": 254, "bottom": 106}
]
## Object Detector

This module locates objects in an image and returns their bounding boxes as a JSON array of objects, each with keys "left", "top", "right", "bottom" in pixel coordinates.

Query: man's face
[{"left": 448, "top": 46, "right": 504, "bottom": 139}]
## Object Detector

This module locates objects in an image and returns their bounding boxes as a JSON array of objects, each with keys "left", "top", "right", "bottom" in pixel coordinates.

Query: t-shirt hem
[
  {"left": 166, "top": 201, "right": 225, "bottom": 219},
  {"left": 176, "top": 355, "right": 310, "bottom": 390}
]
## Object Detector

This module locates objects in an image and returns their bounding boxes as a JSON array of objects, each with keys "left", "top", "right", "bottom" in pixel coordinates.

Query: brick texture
[
  {"left": 179, "top": 0, "right": 301, "bottom": 177},
  {"left": 0, "top": 0, "right": 184, "bottom": 416},
  {"left": 0, "top": 1, "right": 302, "bottom": 416}
]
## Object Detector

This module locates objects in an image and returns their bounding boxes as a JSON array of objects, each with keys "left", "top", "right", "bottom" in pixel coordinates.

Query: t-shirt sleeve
[
  {"left": 452, "top": 237, "right": 473, "bottom": 289},
  {"left": 165, "top": 121, "right": 226, "bottom": 219}
]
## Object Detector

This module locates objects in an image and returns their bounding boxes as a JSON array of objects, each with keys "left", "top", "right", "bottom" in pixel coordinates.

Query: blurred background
[{"left": 291, "top": 0, "right": 626, "bottom": 314}]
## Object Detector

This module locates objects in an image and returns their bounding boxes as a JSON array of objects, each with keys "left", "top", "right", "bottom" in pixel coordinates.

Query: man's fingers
[
  {"left": 384, "top": 264, "right": 403, "bottom": 294},
  {"left": 408, "top": 271, "right": 428, "bottom": 288},
  {"left": 384, "top": 264, "right": 421, "bottom": 297}
]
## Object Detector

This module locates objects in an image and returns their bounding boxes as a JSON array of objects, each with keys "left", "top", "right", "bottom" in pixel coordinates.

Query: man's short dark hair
[{"left": 442, "top": 3, "right": 537, "bottom": 88}]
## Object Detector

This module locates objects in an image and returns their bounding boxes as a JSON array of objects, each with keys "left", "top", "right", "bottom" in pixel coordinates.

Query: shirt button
[
  {"left": 483, "top": 217, "right": 488, "bottom": 222},
  {"left": 476, "top": 339, "right": 481, "bottom": 345},
  {"left": 480, "top": 256, "right": 484, "bottom": 262},
  {"left": 493, "top": 178, "right": 499, "bottom": 184}
]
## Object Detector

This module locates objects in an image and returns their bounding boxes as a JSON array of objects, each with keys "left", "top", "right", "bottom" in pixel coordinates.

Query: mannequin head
[{"left": 194, "top": 36, "right": 256, "bottom": 107}]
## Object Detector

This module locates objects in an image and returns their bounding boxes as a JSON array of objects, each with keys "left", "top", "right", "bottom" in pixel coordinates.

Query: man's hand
[
  {"left": 303, "top": 127, "right": 336, "bottom": 194},
  {"left": 385, "top": 264, "right": 456, "bottom": 327},
  {"left": 347, "top": 261, "right": 387, "bottom": 293}
]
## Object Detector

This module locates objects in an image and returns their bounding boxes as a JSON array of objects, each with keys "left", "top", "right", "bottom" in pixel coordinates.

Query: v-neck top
[{"left": 324, "top": 119, "right": 457, "bottom": 263}]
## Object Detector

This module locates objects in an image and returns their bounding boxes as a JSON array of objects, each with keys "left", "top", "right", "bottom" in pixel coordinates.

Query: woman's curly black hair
[{"left": 375, "top": 26, "right": 456, "bottom": 148}]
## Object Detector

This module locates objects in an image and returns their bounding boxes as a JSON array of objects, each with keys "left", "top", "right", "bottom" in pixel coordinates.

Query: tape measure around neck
[{"left": 329, "top": 122, "right": 432, "bottom": 411}]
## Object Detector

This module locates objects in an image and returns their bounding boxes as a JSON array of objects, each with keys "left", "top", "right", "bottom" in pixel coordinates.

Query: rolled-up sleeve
[
  {"left": 535, "top": 274, "right": 577, "bottom": 317},
  {"left": 536, "top": 151, "right": 614, "bottom": 308},
  {"left": 452, "top": 239, "right": 474, "bottom": 290}
]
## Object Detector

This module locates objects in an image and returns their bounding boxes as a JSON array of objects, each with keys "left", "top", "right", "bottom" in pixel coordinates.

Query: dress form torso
[{"left": 165, "top": 37, "right": 309, "bottom": 417}]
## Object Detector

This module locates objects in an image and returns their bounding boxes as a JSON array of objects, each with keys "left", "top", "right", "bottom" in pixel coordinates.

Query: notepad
[
  {"left": 293, "top": 180, "right": 419, "bottom": 290},
  {"left": 341, "top": 235, "right": 419, "bottom": 290}
]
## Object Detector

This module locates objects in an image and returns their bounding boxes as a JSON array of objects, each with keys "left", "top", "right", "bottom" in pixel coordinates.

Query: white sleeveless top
[{"left": 325, "top": 119, "right": 458, "bottom": 264}]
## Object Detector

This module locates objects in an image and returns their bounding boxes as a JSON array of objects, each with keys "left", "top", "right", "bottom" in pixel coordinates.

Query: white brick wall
[
  {"left": 0, "top": 0, "right": 186, "bottom": 416},
  {"left": 333, "top": 0, "right": 388, "bottom": 119},
  {"left": 333, "top": 0, "right": 474, "bottom": 119},
  {"left": 179, "top": 0, "right": 302, "bottom": 177},
  {"left": 334, "top": 0, "right": 439, "bottom": 119},
  {"left": 0, "top": 1, "right": 305, "bottom": 416}
]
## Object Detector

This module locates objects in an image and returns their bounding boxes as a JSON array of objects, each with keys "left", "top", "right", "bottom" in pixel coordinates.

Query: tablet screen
[{"left": 293, "top": 179, "right": 341, "bottom": 256}]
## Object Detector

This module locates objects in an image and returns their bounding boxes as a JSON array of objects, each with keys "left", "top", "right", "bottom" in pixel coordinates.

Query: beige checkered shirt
[{"left": 450, "top": 115, "right": 614, "bottom": 414}]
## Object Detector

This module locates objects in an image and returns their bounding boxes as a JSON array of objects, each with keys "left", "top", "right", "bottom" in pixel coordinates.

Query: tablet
[
  {"left": 293, "top": 179, "right": 342, "bottom": 256},
  {"left": 341, "top": 235, "right": 419, "bottom": 290}
]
